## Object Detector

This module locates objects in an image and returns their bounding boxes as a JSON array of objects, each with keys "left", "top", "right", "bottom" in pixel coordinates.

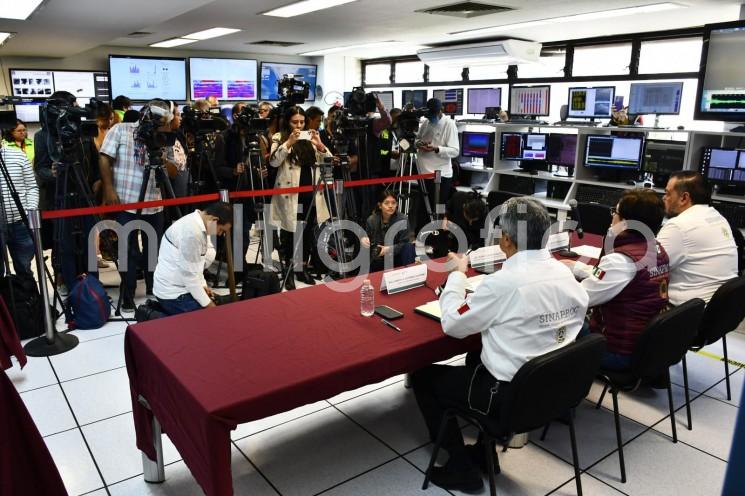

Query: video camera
[
  {"left": 395, "top": 103, "right": 427, "bottom": 148},
  {"left": 346, "top": 87, "right": 378, "bottom": 117},
  {"left": 233, "top": 104, "right": 268, "bottom": 134},
  {"left": 41, "top": 97, "right": 107, "bottom": 162},
  {"left": 181, "top": 105, "right": 228, "bottom": 135},
  {"left": 278, "top": 74, "right": 309, "bottom": 105},
  {"left": 136, "top": 105, "right": 178, "bottom": 167}
]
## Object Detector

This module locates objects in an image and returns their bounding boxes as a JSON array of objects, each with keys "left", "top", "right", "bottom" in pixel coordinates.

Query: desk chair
[
  {"left": 594, "top": 299, "right": 705, "bottom": 483},
  {"left": 486, "top": 190, "right": 519, "bottom": 212},
  {"left": 577, "top": 202, "right": 612, "bottom": 236},
  {"left": 682, "top": 276, "right": 745, "bottom": 405},
  {"left": 422, "top": 334, "right": 606, "bottom": 496}
]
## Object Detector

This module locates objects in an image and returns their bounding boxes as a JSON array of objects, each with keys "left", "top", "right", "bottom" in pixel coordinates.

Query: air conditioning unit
[{"left": 417, "top": 39, "right": 541, "bottom": 66}]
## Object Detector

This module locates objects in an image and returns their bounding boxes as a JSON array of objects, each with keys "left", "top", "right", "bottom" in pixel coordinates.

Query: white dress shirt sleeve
[
  {"left": 574, "top": 253, "right": 637, "bottom": 307},
  {"left": 179, "top": 234, "right": 212, "bottom": 307},
  {"left": 439, "top": 271, "right": 500, "bottom": 339},
  {"left": 656, "top": 221, "right": 685, "bottom": 271},
  {"left": 436, "top": 120, "right": 460, "bottom": 159}
]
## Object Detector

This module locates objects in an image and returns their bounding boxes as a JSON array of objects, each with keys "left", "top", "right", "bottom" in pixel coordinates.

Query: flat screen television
[
  {"left": 584, "top": 135, "right": 645, "bottom": 170},
  {"left": 546, "top": 134, "right": 577, "bottom": 167},
  {"left": 695, "top": 20, "right": 745, "bottom": 122},
  {"left": 629, "top": 82, "right": 683, "bottom": 115},
  {"left": 189, "top": 57, "right": 258, "bottom": 101},
  {"left": 109, "top": 55, "right": 187, "bottom": 101},
  {"left": 567, "top": 86, "right": 615, "bottom": 119},
  {"left": 374, "top": 90, "right": 394, "bottom": 110},
  {"left": 700, "top": 147, "right": 745, "bottom": 187},
  {"left": 13, "top": 100, "right": 44, "bottom": 123},
  {"left": 260, "top": 62, "right": 317, "bottom": 101},
  {"left": 467, "top": 88, "right": 501, "bottom": 114},
  {"left": 10, "top": 69, "right": 111, "bottom": 101},
  {"left": 432, "top": 88, "right": 463, "bottom": 115},
  {"left": 500, "top": 132, "right": 548, "bottom": 161},
  {"left": 461, "top": 131, "right": 495, "bottom": 160},
  {"left": 402, "top": 89, "right": 427, "bottom": 108},
  {"left": 508, "top": 85, "right": 550, "bottom": 117}
]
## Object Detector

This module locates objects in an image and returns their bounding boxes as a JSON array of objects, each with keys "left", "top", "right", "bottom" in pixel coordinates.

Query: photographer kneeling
[{"left": 153, "top": 202, "right": 232, "bottom": 315}]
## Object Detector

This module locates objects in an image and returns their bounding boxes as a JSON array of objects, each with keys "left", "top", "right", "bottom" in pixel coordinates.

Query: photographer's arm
[
  {"left": 269, "top": 135, "right": 289, "bottom": 168},
  {"left": 180, "top": 236, "right": 214, "bottom": 308},
  {"left": 433, "top": 120, "right": 460, "bottom": 158}
]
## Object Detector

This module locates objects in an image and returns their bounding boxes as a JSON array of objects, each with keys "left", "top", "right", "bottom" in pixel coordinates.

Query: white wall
[{"left": 314, "top": 55, "right": 361, "bottom": 110}]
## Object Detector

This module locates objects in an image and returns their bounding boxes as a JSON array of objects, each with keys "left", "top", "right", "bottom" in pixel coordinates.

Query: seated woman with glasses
[
  {"left": 361, "top": 190, "right": 414, "bottom": 273},
  {"left": 562, "top": 188, "right": 670, "bottom": 371}
]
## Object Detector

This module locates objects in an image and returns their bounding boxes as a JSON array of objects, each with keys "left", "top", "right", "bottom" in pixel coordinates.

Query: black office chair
[
  {"left": 594, "top": 298, "right": 705, "bottom": 483},
  {"left": 682, "top": 276, "right": 745, "bottom": 404},
  {"left": 422, "top": 334, "right": 606, "bottom": 496},
  {"left": 486, "top": 190, "right": 519, "bottom": 212},
  {"left": 577, "top": 202, "right": 612, "bottom": 236}
]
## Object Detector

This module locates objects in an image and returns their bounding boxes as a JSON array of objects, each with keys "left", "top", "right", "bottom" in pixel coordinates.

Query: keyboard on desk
[
  {"left": 713, "top": 201, "right": 745, "bottom": 229},
  {"left": 575, "top": 185, "right": 624, "bottom": 207}
]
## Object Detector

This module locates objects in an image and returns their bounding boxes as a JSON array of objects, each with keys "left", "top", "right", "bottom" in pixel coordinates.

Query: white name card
[
  {"left": 469, "top": 245, "right": 506, "bottom": 268},
  {"left": 380, "top": 263, "right": 428, "bottom": 294},
  {"left": 547, "top": 232, "right": 570, "bottom": 253}
]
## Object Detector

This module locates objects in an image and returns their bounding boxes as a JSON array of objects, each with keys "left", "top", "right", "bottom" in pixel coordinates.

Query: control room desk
[{"left": 125, "top": 263, "right": 481, "bottom": 496}]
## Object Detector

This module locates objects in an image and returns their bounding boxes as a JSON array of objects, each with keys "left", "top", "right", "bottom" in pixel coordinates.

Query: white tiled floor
[{"left": 8, "top": 266, "right": 743, "bottom": 495}]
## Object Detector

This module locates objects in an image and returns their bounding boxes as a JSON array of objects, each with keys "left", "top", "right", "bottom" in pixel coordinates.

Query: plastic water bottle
[{"left": 360, "top": 279, "right": 375, "bottom": 317}]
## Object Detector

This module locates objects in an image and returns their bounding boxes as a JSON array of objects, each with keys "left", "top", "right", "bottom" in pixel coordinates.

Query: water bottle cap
[{"left": 363, "top": 279, "right": 371, "bottom": 285}]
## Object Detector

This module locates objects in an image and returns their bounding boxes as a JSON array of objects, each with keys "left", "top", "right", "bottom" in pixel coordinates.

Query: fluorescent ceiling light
[
  {"left": 150, "top": 38, "right": 198, "bottom": 48},
  {"left": 183, "top": 27, "right": 240, "bottom": 40},
  {"left": 300, "top": 41, "right": 413, "bottom": 56},
  {"left": 262, "top": 0, "right": 357, "bottom": 18},
  {"left": 450, "top": 2, "right": 684, "bottom": 37},
  {"left": 0, "top": 0, "right": 43, "bottom": 20},
  {"left": 0, "top": 32, "right": 13, "bottom": 44}
]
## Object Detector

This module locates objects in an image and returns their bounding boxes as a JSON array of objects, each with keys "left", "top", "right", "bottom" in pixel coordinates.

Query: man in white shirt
[
  {"left": 412, "top": 197, "right": 588, "bottom": 492},
  {"left": 657, "top": 172, "right": 738, "bottom": 305},
  {"left": 415, "top": 98, "right": 459, "bottom": 212},
  {"left": 153, "top": 203, "right": 232, "bottom": 315}
]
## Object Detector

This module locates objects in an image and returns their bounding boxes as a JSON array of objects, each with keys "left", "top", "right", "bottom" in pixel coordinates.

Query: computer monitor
[
  {"left": 567, "top": 86, "right": 615, "bottom": 119},
  {"left": 259, "top": 62, "right": 317, "bottom": 101},
  {"left": 701, "top": 147, "right": 745, "bottom": 185},
  {"left": 375, "top": 91, "right": 394, "bottom": 110},
  {"left": 461, "top": 131, "right": 495, "bottom": 160},
  {"left": 546, "top": 134, "right": 578, "bottom": 167},
  {"left": 189, "top": 57, "right": 258, "bottom": 101},
  {"left": 109, "top": 55, "right": 187, "bottom": 101},
  {"left": 14, "top": 101, "right": 43, "bottom": 123},
  {"left": 509, "top": 85, "right": 550, "bottom": 117},
  {"left": 500, "top": 132, "right": 548, "bottom": 161},
  {"left": 695, "top": 20, "right": 745, "bottom": 122},
  {"left": 629, "top": 82, "right": 683, "bottom": 115},
  {"left": 584, "top": 135, "right": 645, "bottom": 170},
  {"left": 643, "top": 140, "right": 686, "bottom": 186},
  {"left": 402, "top": 89, "right": 427, "bottom": 108},
  {"left": 432, "top": 88, "right": 464, "bottom": 115},
  {"left": 467, "top": 88, "right": 501, "bottom": 114}
]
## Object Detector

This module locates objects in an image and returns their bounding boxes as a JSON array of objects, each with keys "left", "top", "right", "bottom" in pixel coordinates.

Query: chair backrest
[
  {"left": 498, "top": 334, "right": 606, "bottom": 434},
  {"left": 486, "top": 190, "right": 519, "bottom": 211},
  {"left": 632, "top": 298, "right": 705, "bottom": 379},
  {"left": 698, "top": 276, "right": 745, "bottom": 346},
  {"left": 577, "top": 202, "right": 612, "bottom": 236}
]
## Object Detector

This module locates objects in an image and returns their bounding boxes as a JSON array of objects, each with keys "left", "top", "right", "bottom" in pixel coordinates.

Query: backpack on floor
[
  {"left": 67, "top": 274, "right": 110, "bottom": 330},
  {"left": 240, "top": 264, "right": 281, "bottom": 300},
  {"left": 0, "top": 273, "right": 44, "bottom": 339}
]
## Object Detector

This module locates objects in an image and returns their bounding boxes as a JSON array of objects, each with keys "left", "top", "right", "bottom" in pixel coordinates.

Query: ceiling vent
[
  {"left": 127, "top": 31, "right": 153, "bottom": 38},
  {"left": 416, "top": 2, "right": 513, "bottom": 18},
  {"left": 247, "top": 40, "right": 303, "bottom": 47}
]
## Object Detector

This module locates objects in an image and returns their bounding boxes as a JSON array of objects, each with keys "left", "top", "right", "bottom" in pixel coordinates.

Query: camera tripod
[
  {"left": 188, "top": 132, "right": 222, "bottom": 195},
  {"left": 393, "top": 150, "right": 439, "bottom": 223}
]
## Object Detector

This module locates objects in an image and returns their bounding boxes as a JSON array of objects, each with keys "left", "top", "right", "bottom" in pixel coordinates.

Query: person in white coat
[{"left": 270, "top": 105, "right": 332, "bottom": 289}]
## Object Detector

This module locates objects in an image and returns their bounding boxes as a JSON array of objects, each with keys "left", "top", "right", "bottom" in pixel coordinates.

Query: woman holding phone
[{"left": 270, "top": 106, "right": 331, "bottom": 289}]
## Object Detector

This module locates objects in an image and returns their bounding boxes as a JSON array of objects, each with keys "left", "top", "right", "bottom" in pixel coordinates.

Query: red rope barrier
[{"left": 40, "top": 173, "right": 436, "bottom": 220}]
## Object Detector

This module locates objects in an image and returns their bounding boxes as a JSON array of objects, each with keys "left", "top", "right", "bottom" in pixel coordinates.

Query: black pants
[
  {"left": 412, "top": 351, "right": 507, "bottom": 467},
  {"left": 280, "top": 222, "right": 315, "bottom": 269},
  {"left": 423, "top": 176, "right": 453, "bottom": 220}
]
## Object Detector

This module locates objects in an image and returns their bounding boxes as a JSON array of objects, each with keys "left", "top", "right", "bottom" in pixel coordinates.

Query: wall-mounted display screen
[
  {"left": 432, "top": 88, "right": 464, "bottom": 115},
  {"left": 189, "top": 57, "right": 258, "bottom": 101},
  {"left": 467, "top": 88, "right": 501, "bottom": 114},
  {"left": 696, "top": 20, "right": 745, "bottom": 121},
  {"left": 109, "top": 55, "right": 187, "bottom": 101},
  {"left": 509, "top": 86, "right": 550, "bottom": 117},
  {"left": 260, "top": 62, "right": 317, "bottom": 101},
  {"left": 10, "top": 69, "right": 110, "bottom": 101}
]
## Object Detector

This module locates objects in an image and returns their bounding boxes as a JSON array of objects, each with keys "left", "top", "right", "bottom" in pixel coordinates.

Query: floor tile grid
[{"left": 44, "top": 354, "right": 111, "bottom": 495}]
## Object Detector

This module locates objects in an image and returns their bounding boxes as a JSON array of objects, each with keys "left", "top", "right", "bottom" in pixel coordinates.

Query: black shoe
[
  {"left": 429, "top": 463, "right": 483, "bottom": 493},
  {"left": 465, "top": 443, "right": 500, "bottom": 475},
  {"left": 121, "top": 297, "right": 136, "bottom": 313},
  {"left": 641, "top": 373, "right": 668, "bottom": 389},
  {"left": 296, "top": 269, "right": 316, "bottom": 285},
  {"left": 283, "top": 271, "right": 296, "bottom": 291}
]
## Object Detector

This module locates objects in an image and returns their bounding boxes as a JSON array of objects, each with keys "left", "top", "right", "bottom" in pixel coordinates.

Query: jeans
[
  {"left": 157, "top": 293, "right": 203, "bottom": 315},
  {"left": 4, "top": 221, "right": 34, "bottom": 277},
  {"left": 116, "top": 211, "right": 164, "bottom": 299},
  {"left": 578, "top": 320, "right": 632, "bottom": 371}
]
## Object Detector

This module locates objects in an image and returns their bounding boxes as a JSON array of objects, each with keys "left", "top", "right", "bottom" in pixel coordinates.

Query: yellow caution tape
[{"left": 695, "top": 349, "right": 745, "bottom": 369}]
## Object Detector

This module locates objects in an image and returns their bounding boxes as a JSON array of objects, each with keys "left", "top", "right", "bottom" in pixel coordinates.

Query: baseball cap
[{"left": 426, "top": 98, "right": 442, "bottom": 122}]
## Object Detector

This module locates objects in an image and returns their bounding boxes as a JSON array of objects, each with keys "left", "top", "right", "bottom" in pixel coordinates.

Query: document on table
[
  {"left": 465, "top": 274, "right": 486, "bottom": 292},
  {"left": 572, "top": 245, "right": 602, "bottom": 259},
  {"left": 414, "top": 300, "right": 442, "bottom": 322}
]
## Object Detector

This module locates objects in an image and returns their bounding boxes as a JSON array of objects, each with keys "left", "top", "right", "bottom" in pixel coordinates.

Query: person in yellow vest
[
  {"left": 3, "top": 119, "right": 34, "bottom": 166},
  {"left": 111, "top": 95, "right": 131, "bottom": 123}
]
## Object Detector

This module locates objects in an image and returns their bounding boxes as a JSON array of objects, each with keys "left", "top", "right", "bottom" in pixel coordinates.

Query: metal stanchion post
[
  {"left": 24, "top": 209, "right": 79, "bottom": 357},
  {"left": 433, "top": 170, "right": 442, "bottom": 219},
  {"left": 218, "top": 190, "right": 237, "bottom": 302}
]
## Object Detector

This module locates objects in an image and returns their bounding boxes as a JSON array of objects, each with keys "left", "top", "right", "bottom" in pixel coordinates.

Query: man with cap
[{"left": 415, "top": 98, "right": 459, "bottom": 217}]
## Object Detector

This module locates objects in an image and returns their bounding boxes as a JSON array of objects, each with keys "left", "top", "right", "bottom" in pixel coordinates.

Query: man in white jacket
[{"left": 412, "top": 197, "right": 588, "bottom": 492}]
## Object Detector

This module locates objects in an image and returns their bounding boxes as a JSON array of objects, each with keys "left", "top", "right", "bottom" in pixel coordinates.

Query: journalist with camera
[
  {"left": 181, "top": 103, "right": 228, "bottom": 194},
  {"left": 99, "top": 99, "right": 175, "bottom": 312},
  {"left": 35, "top": 91, "right": 102, "bottom": 291}
]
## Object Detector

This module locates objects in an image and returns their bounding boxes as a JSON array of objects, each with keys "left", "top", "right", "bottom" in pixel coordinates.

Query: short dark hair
[
  {"left": 305, "top": 106, "right": 324, "bottom": 121},
  {"left": 463, "top": 196, "right": 487, "bottom": 223},
  {"left": 122, "top": 109, "right": 141, "bottom": 123},
  {"left": 112, "top": 95, "right": 131, "bottom": 111},
  {"left": 50, "top": 91, "right": 76, "bottom": 105},
  {"left": 231, "top": 102, "right": 245, "bottom": 117},
  {"left": 617, "top": 188, "right": 665, "bottom": 234},
  {"left": 669, "top": 171, "right": 710, "bottom": 205},
  {"left": 204, "top": 202, "right": 233, "bottom": 225}
]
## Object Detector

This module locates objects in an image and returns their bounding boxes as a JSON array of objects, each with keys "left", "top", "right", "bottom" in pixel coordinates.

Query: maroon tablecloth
[
  {"left": 125, "top": 263, "right": 480, "bottom": 496},
  {"left": 0, "top": 295, "right": 26, "bottom": 371}
]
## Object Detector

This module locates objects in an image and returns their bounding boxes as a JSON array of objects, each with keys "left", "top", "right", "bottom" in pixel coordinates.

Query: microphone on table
[{"left": 558, "top": 199, "right": 583, "bottom": 258}]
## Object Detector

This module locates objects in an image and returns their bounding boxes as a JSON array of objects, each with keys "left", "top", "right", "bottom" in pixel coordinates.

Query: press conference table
[{"left": 125, "top": 234, "right": 602, "bottom": 496}]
